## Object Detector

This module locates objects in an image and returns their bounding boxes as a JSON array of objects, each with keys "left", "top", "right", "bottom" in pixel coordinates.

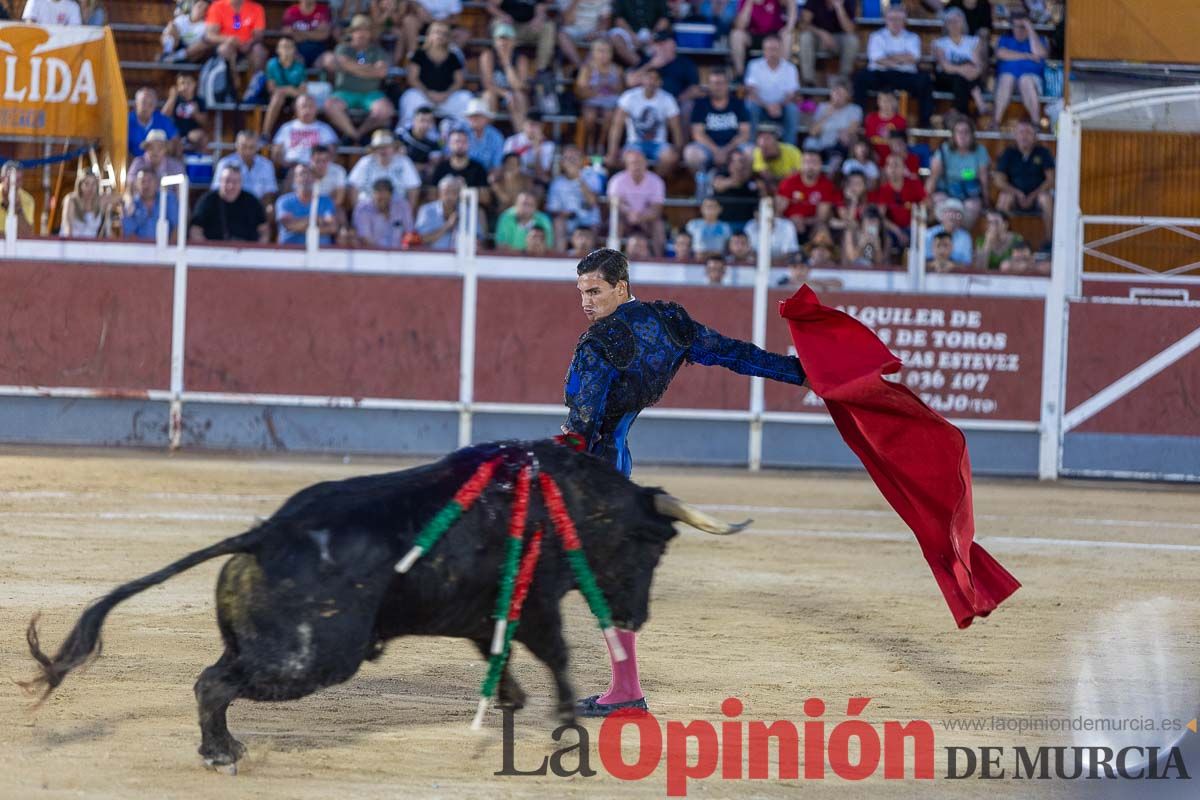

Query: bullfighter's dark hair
[{"left": 576, "top": 248, "right": 629, "bottom": 287}]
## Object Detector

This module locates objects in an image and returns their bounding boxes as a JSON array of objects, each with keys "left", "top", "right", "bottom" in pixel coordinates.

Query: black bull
[{"left": 21, "top": 440, "right": 746, "bottom": 770}]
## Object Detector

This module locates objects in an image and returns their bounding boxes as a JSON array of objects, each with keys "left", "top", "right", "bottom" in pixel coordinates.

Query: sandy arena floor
[{"left": 0, "top": 447, "right": 1197, "bottom": 799}]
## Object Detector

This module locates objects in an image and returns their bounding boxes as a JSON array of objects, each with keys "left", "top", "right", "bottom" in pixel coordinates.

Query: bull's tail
[{"left": 20, "top": 525, "right": 267, "bottom": 704}]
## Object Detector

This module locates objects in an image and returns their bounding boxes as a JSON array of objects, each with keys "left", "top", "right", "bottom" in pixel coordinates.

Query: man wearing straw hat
[{"left": 563, "top": 247, "right": 807, "bottom": 716}]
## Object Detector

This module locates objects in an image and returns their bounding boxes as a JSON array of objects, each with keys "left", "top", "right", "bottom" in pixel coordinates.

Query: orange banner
[{"left": 0, "top": 23, "right": 128, "bottom": 187}]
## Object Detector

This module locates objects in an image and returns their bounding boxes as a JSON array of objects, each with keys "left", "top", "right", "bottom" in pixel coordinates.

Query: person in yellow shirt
[
  {"left": 0, "top": 161, "right": 35, "bottom": 236},
  {"left": 750, "top": 125, "right": 802, "bottom": 193}
]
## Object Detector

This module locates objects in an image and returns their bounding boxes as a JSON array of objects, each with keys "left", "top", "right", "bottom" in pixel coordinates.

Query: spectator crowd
[{"left": 11, "top": 0, "right": 1065, "bottom": 278}]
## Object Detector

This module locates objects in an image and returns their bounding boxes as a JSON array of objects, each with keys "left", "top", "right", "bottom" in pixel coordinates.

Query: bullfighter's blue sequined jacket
[{"left": 563, "top": 299, "right": 805, "bottom": 476}]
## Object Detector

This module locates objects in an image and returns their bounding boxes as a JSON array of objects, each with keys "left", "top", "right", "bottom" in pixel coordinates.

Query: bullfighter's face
[{"left": 577, "top": 271, "right": 628, "bottom": 323}]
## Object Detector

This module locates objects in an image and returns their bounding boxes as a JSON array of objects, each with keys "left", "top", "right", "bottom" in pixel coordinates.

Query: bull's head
[{"left": 595, "top": 492, "right": 750, "bottom": 631}]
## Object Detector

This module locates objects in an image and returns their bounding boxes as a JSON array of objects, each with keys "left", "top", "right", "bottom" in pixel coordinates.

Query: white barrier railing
[{"left": 158, "top": 173, "right": 190, "bottom": 448}]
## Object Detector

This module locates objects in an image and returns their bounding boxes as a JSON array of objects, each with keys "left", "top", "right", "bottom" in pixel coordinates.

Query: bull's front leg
[
  {"left": 516, "top": 607, "right": 576, "bottom": 724},
  {"left": 473, "top": 639, "right": 527, "bottom": 710}
]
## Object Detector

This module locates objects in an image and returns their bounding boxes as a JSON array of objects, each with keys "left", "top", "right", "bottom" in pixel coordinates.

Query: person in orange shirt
[{"left": 206, "top": 0, "right": 269, "bottom": 77}]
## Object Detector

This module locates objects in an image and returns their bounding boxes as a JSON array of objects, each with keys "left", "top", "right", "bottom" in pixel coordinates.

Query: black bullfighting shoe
[{"left": 574, "top": 694, "right": 650, "bottom": 717}]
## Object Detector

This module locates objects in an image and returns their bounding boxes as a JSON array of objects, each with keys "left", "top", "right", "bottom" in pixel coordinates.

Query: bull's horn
[{"left": 653, "top": 494, "right": 751, "bottom": 535}]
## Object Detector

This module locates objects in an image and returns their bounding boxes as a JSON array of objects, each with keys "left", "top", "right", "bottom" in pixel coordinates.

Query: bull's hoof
[
  {"left": 200, "top": 738, "right": 246, "bottom": 773},
  {"left": 497, "top": 684, "right": 527, "bottom": 711},
  {"left": 204, "top": 759, "right": 238, "bottom": 776}
]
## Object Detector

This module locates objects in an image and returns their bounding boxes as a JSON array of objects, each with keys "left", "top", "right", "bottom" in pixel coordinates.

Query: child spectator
[
  {"left": 685, "top": 197, "right": 733, "bottom": 255},
  {"left": 864, "top": 90, "right": 905, "bottom": 165},
  {"left": 745, "top": 203, "right": 799, "bottom": 258},
  {"left": 928, "top": 231, "right": 956, "bottom": 273},
  {"left": 886, "top": 129, "right": 921, "bottom": 177},
  {"left": 839, "top": 138, "right": 879, "bottom": 188},
  {"left": 974, "top": 209, "right": 1023, "bottom": 271},
  {"left": 870, "top": 152, "right": 926, "bottom": 248},
  {"left": 704, "top": 252, "right": 730, "bottom": 284},
  {"left": 673, "top": 231, "right": 695, "bottom": 263},
  {"left": 842, "top": 205, "right": 887, "bottom": 267},
  {"left": 263, "top": 37, "right": 308, "bottom": 138},
  {"left": 727, "top": 229, "right": 755, "bottom": 265},
  {"left": 569, "top": 225, "right": 598, "bottom": 257},
  {"left": 712, "top": 148, "right": 762, "bottom": 230},
  {"left": 503, "top": 113, "right": 555, "bottom": 184},
  {"left": 163, "top": 73, "right": 209, "bottom": 154}
]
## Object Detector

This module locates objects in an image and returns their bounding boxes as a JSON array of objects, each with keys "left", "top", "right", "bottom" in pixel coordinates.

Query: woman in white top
[
  {"left": 931, "top": 7, "right": 990, "bottom": 117},
  {"left": 60, "top": 172, "right": 114, "bottom": 239}
]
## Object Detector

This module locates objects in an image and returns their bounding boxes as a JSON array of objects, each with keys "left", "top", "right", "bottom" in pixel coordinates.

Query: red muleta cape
[{"left": 779, "top": 286, "right": 1020, "bottom": 628}]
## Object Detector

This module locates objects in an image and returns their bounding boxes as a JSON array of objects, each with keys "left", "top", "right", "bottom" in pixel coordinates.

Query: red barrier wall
[
  {"left": 765, "top": 291, "right": 1044, "bottom": 421},
  {"left": 185, "top": 269, "right": 462, "bottom": 399},
  {"left": 0, "top": 260, "right": 171, "bottom": 391},
  {"left": 1065, "top": 300, "right": 1200, "bottom": 436}
]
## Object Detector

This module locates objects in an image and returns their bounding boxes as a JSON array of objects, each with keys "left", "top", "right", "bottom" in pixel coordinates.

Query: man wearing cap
[
  {"left": 348, "top": 130, "right": 422, "bottom": 210},
  {"left": 924, "top": 197, "right": 973, "bottom": 267},
  {"left": 416, "top": 175, "right": 463, "bottom": 250},
  {"left": 126, "top": 130, "right": 185, "bottom": 197},
  {"left": 352, "top": 178, "right": 415, "bottom": 249},
  {"left": 324, "top": 15, "right": 396, "bottom": 144},
  {"left": 463, "top": 98, "right": 507, "bottom": 172}
]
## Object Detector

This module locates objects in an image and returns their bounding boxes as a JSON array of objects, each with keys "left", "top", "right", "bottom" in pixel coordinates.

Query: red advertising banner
[{"left": 765, "top": 291, "right": 1045, "bottom": 421}]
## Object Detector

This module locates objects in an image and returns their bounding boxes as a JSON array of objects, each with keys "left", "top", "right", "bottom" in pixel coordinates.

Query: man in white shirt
[
  {"left": 271, "top": 94, "right": 340, "bottom": 167},
  {"left": 215, "top": 130, "right": 279, "bottom": 205},
  {"left": 22, "top": 0, "right": 82, "bottom": 25},
  {"left": 743, "top": 33, "right": 800, "bottom": 145},
  {"left": 607, "top": 68, "right": 682, "bottom": 177},
  {"left": 347, "top": 129, "right": 421, "bottom": 210},
  {"left": 852, "top": 5, "right": 933, "bottom": 125}
]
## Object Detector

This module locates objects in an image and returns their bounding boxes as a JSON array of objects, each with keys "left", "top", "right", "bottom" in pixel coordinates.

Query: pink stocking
[{"left": 597, "top": 629, "right": 644, "bottom": 704}]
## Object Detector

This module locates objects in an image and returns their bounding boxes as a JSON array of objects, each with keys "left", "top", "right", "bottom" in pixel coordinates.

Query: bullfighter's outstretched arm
[
  {"left": 687, "top": 322, "right": 807, "bottom": 386},
  {"left": 563, "top": 341, "right": 619, "bottom": 449}
]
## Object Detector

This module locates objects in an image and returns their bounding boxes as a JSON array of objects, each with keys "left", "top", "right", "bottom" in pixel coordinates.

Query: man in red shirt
[
  {"left": 777, "top": 149, "right": 840, "bottom": 241},
  {"left": 870, "top": 152, "right": 927, "bottom": 248},
  {"left": 206, "top": 0, "right": 269, "bottom": 77}
]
